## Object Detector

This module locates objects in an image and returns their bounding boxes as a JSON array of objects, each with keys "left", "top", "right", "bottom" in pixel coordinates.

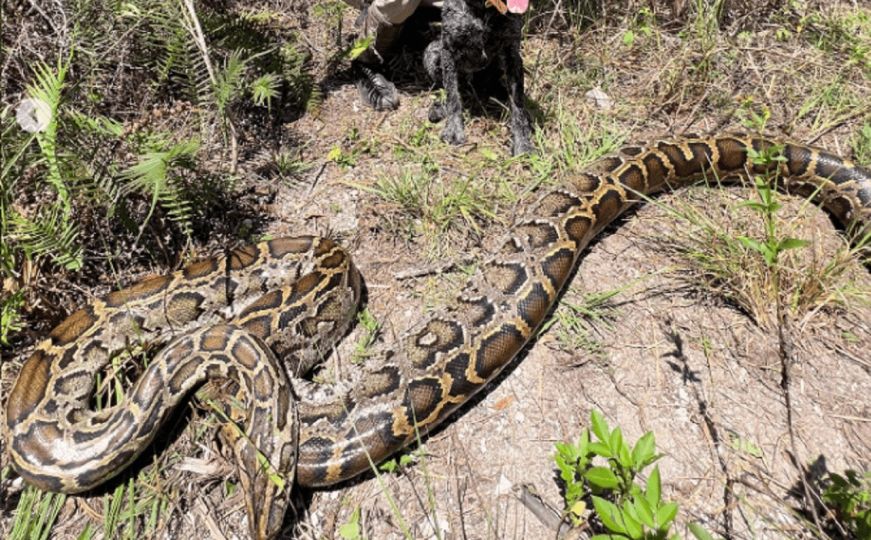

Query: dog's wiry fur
[{"left": 424, "top": 0, "right": 534, "bottom": 156}]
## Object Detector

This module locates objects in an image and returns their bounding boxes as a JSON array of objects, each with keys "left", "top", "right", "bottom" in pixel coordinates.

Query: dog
[{"left": 424, "top": 0, "right": 534, "bottom": 156}]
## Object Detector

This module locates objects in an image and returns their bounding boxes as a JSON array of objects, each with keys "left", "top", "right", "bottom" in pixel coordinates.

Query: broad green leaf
[
  {"left": 592, "top": 496, "right": 626, "bottom": 534},
  {"left": 591, "top": 410, "right": 610, "bottom": 443},
  {"left": 589, "top": 441, "right": 613, "bottom": 458},
  {"left": 778, "top": 238, "right": 809, "bottom": 251},
  {"left": 338, "top": 508, "right": 361, "bottom": 540},
  {"left": 632, "top": 432, "right": 656, "bottom": 469},
  {"left": 689, "top": 522, "right": 718, "bottom": 540},
  {"left": 646, "top": 466, "right": 661, "bottom": 508},
  {"left": 623, "top": 30, "right": 636, "bottom": 46},
  {"left": 619, "top": 501, "right": 644, "bottom": 539},
  {"left": 585, "top": 466, "right": 621, "bottom": 490},
  {"left": 738, "top": 236, "right": 765, "bottom": 254},
  {"left": 729, "top": 434, "right": 763, "bottom": 459},
  {"left": 633, "top": 495, "right": 656, "bottom": 529},
  {"left": 609, "top": 427, "right": 624, "bottom": 459},
  {"left": 738, "top": 201, "right": 767, "bottom": 212},
  {"left": 655, "top": 502, "right": 679, "bottom": 529}
]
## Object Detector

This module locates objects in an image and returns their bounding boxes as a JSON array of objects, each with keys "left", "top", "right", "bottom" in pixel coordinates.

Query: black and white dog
[{"left": 424, "top": 0, "right": 534, "bottom": 156}]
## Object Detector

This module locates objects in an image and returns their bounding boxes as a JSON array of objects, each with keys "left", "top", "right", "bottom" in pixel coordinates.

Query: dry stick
[{"left": 179, "top": 0, "right": 239, "bottom": 174}]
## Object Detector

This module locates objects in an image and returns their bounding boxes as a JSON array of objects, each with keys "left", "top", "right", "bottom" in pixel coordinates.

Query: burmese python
[{"left": 6, "top": 135, "right": 870, "bottom": 539}]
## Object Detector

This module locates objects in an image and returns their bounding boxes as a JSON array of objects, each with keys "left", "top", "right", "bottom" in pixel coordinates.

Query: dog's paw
[
  {"left": 511, "top": 137, "right": 536, "bottom": 156},
  {"left": 441, "top": 119, "right": 466, "bottom": 146},
  {"left": 428, "top": 101, "right": 446, "bottom": 123}
]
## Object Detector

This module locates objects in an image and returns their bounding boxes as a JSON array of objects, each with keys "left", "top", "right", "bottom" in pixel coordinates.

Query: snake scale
[{"left": 5, "top": 135, "right": 871, "bottom": 539}]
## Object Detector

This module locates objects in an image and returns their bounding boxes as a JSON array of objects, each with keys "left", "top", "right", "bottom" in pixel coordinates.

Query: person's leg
[{"left": 353, "top": 0, "right": 423, "bottom": 110}]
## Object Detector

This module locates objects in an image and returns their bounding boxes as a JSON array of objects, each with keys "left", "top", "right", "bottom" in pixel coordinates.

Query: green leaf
[
  {"left": 646, "top": 466, "right": 662, "bottom": 508},
  {"left": 379, "top": 458, "right": 398, "bottom": 473},
  {"left": 633, "top": 495, "right": 656, "bottom": 529},
  {"left": 738, "top": 236, "right": 766, "bottom": 255},
  {"left": 585, "top": 467, "right": 621, "bottom": 490},
  {"left": 777, "top": 238, "right": 809, "bottom": 251},
  {"left": 589, "top": 441, "right": 613, "bottom": 458},
  {"left": 338, "top": 508, "right": 361, "bottom": 539},
  {"left": 631, "top": 432, "right": 656, "bottom": 469},
  {"left": 729, "top": 435, "right": 764, "bottom": 459},
  {"left": 623, "top": 30, "right": 636, "bottom": 46},
  {"left": 347, "top": 36, "right": 374, "bottom": 60},
  {"left": 592, "top": 496, "right": 626, "bottom": 534},
  {"left": 655, "top": 502, "right": 679, "bottom": 529},
  {"left": 591, "top": 410, "right": 611, "bottom": 443},
  {"left": 620, "top": 501, "right": 645, "bottom": 539},
  {"left": 738, "top": 201, "right": 768, "bottom": 212},
  {"left": 689, "top": 522, "right": 718, "bottom": 540},
  {"left": 609, "top": 427, "right": 625, "bottom": 458},
  {"left": 617, "top": 439, "right": 633, "bottom": 470}
]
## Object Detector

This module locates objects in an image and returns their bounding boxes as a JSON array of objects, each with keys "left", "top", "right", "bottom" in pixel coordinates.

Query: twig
[
  {"left": 394, "top": 256, "right": 476, "bottom": 280},
  {"left": 513, "top": 483, "right": 576, "bottom": 539}
]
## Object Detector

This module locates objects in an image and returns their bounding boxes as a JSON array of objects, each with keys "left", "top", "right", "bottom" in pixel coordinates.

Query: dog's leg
[
  {"left": 439, "top": 39, "right": 466, "bottom": 146},
  {"left": 424, "top": 41, "right": 447, "bottom": 122},
  {"left": 499, "top": 28, "right": 534, "bottom": 156}
]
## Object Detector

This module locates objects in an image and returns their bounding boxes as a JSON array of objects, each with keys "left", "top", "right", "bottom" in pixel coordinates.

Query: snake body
[{"left": 6, "top": 135, "right": 871, "bottom": 539}]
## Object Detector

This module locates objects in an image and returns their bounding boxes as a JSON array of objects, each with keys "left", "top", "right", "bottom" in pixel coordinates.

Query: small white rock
[
  {"left": 585, "top": 86, "right": 613, "bottom": 111},
  {"left": 494, "top": 473, "right": 513, "bottom": 497}
]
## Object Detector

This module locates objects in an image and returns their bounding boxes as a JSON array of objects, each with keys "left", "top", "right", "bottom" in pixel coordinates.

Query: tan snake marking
[{"left": 6, "top": 135, "right": 870, "bottom": 539}]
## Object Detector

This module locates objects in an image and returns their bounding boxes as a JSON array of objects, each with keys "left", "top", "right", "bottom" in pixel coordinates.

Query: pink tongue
[{"left": 507, "top": 0, "right": 529, "bottom": 14}]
